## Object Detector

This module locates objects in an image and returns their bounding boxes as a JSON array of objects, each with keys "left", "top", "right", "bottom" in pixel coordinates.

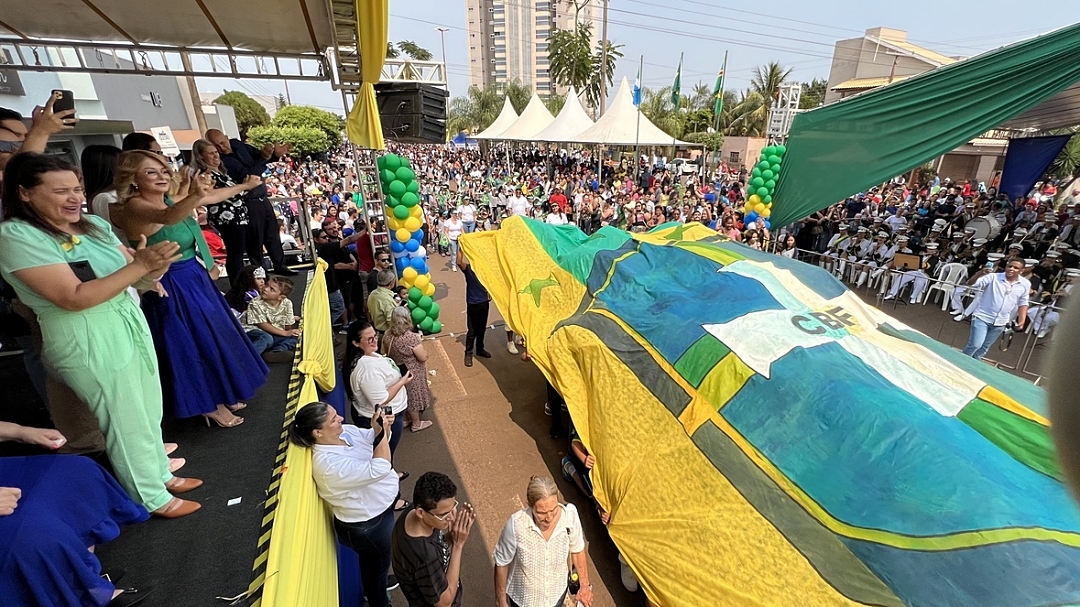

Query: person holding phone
[
  {"left": 289, "top": 402, "right": 402, "bottom": 607},
  {"left": 343, "top": 321, "right": 413, "bottom": 468}
]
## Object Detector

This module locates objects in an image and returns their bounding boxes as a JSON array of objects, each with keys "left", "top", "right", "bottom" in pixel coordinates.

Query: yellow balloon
[
  {"left": 409, "top": 205, "right": 423, "bottom": 219},
  {"left": 423, "top": 282, "right": 436, "bottom": 297},
  {"left": 761, "top": 207, "right": 771, "bottom": 218},
  {"left": 402, "top": 267, "right": 418, "bottom": 282},
  {"left": 414, "top": 274, "right": 430, "bottom": 290},
  {"left": 395, "top": 228, "right": 411, "bottom": 243},
  {"left": 754, "top": 203, "right": 766, "bottom": 214},
  {"left": 388, "top": 217, "right": 404, "bottom": 231},
  {"left": 400, "top": 277, "right": 414, "bottom": 290},
  {"left": 404, "top": 217, "right": 422, "bottom": 232},
  {"left": 748, "top": 194, "right": 762, "bottom": 206}
]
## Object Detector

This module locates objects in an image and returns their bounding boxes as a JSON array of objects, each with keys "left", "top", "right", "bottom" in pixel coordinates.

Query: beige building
[
  {"left": 823, "top": 28, "right": 1005, "bottom": 183},
  {"left": 824, "top": 27, "right": 959, "bottom": 105},
  {"left": 465, "top": 0, "right": 596, "bottom": 93},
  {"left": 719, "top": 136, "right": 767, "bottom": 172}
]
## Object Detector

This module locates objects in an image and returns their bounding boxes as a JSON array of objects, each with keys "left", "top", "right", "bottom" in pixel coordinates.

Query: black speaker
[{"left": 375, "top": 82, "right": 449, "bottom": 143}]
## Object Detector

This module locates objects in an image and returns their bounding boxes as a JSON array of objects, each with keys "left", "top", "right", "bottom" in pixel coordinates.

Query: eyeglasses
[
  {"left": 141, "top": 169, "right": 171, "bottom": 178},
  {"left": 428, "top": 499, "right": 458, "bottom": 521}
]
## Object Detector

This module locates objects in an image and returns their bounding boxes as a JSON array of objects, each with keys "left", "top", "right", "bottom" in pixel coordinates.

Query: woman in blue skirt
[{"left": 113, "top": 151, "right": 268, "bottom": 428}]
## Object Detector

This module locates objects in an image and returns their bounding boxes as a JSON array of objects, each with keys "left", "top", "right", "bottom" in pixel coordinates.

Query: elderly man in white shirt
[
  {"left": 961, "top": 258, "right": 1030, "bottom": 360},
  {"left": 493, "top": 476, "right": 592, "bottom": 607},
  {"left": 288, "top": 402, "right": 403, "bottom": 607}
]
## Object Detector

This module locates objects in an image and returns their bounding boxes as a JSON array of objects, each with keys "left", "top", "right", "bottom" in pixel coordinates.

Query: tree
[
  {"left": 725, "top": 62, "right": 792, "bottom": 137},
  {"left": 213, "top": 90, "right": 270, "bottom": 138},
  {"left": 688, "top": 82, "right": 713, "bottom": 111},
  {"left": 547, "top": 21, "right": 622, "bottom": 112},
  {"left": 543, "top": 93, "right": 566, "bottom": 116},
  {"left": 799, "top": 77, "right": 827, "bottom": 109},
  {"left": 639, "top": 86, "right": 679, "bottom": 138},
  {"left": 396, "top": 41, "right": 433, "bottom": 61},
  {"left": 248, "top": 125, "right": 329, "bottom": 157},
  {"left": 502, "top": 78, "right": 532, "bottom": 114},
  {"left": 386, "top": 42, "right": 399, "bottom": 59},
  {"left": 1050, "top": 133, "right": 1080, "bottom": 181},
  {"left": 447, "top": 85, "right": 502, "bottom": 135},
  {"left": 272, "top": 105, "right": 344, "bottom": 149},
  {"left": 276, "top": 93, "right": 288, "bottom": 110},
  {"left": 683, "top": 130, "right": 723, "bottom": 150},
  {"left": 751, "top": 61, "right": 792, "bottom": 105}
]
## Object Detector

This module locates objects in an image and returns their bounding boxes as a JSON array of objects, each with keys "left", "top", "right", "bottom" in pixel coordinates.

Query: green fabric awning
[{"left": 770, "top": 22, "right": 1080, "bottom": 228}]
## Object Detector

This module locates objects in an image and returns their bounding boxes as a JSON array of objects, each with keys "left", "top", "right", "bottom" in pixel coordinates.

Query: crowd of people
[{"left": 2, "top": 86, "right": 1077, "bottom": 607}]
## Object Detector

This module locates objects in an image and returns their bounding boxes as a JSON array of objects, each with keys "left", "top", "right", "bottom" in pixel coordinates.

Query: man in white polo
[{"left": 961, "top": 258, "right": 1029, "bottom": 360}]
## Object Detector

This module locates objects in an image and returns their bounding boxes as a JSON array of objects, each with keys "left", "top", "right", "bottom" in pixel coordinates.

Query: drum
[{"left": 966, "top": 216, "right": 1001, "bottom": 241}]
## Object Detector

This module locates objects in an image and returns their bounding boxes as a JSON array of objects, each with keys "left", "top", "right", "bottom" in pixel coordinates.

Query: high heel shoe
[
  {"left": 203, "top": 414, "right": 244, "bottom": 428},
  {"left": 165, "top": 477, "right": 203, "bottom": 494},
  {"left": 226, "top": 402, "right": 247, "bottom": 412},
  {"left": 152, "top": 498, "right": 201, "bottom": 519},
  {"left": 168, "top": 457, "right": 186, "bottom": 473},
  {"left": 164, "top": 442, "right": 178, "bottom": 455}
]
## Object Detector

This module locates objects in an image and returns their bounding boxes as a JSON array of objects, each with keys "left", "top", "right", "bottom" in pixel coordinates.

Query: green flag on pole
[
  {"left": 712, "top": 70, "right": 725, "bottom": 118},
  {"left": 670, "top": 56, "right": 682, "bottom": 108}
]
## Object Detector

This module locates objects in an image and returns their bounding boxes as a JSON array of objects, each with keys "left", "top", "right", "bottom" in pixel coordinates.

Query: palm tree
[
  {"left": 543, "top": 93, "right": 566, "bottom": 116},
  {"left": 586, "top": 39, "right": 623, "bottom": 113},
  {"left": 447, "top": 86, "right": 502, "bottom": 135},
  {"left": 688, "top": 82, "right": 713, "bottom": 111},
  {"left": 639, "top": 86, "right": 680, "bottom": 138},
  {"left": 726, "top": 62, "right": 791, "bottom": 137},
  {"left": 501, "top": 79, "right": 533, "bottom": 114},
  {"left": 750, "top": 61, "right": 792, "bottom": 109}
]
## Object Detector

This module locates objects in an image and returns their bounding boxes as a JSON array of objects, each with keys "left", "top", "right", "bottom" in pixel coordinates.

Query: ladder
[{"left": 352, "top": 148, "right": 388, "bottom": 257}]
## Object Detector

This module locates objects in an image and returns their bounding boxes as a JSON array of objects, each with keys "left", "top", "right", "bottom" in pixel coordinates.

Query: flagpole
[
  {"left": 671, "top": 52, "right": 682, "bottom": 163},
  {"left": 634, "top": 54, "right": 644, "bottom": 185},
  {"left": 712, "top": 50, "right": 729, "bottom": 177}
]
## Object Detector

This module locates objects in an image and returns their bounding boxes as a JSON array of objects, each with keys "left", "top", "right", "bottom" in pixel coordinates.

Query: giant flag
[{"left": 460, "top": 217, "right": 1080, "bottom": 607}]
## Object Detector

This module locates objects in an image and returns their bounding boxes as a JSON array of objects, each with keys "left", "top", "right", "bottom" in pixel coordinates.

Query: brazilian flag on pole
[
  {"left": 712, "top": 70, "right": 725, "bottom": 117},
  {"left": 670, "top": 55, "right": 682, "bottom": 108}
]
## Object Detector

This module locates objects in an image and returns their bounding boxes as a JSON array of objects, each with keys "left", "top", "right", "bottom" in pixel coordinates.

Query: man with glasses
[{"left": 392, "top": 472, "right": 475, "bottom": 607}]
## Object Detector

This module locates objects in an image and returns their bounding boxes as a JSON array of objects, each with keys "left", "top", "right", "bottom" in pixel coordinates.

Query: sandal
[
  {"left": 411, "top": 420, "right": 433, "bottom": 433},
  {"left": 227, "top": 403, "right": 248, "bottom": 412},
  {"left": 394, "top": 499, "right": 413, "bottom": 512}
]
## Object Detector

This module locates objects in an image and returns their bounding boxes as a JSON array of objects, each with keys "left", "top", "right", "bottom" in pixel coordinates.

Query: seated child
[{"left": 243, "top": 276, "right": 300, "bottom": 358}]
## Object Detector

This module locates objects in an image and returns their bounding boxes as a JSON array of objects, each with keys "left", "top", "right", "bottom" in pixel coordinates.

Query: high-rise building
[{"left": 465, "top": 0, "right": 596, "bottom": 93}]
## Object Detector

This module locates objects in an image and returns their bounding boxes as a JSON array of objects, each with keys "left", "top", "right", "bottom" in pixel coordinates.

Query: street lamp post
[{"left": 435, "top": 27, "right": 449, "bottom": 85}]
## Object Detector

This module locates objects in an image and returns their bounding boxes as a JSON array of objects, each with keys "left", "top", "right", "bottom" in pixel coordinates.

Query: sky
[{"left": 196, "top": 0, "right": 1079, "bottom": 116}]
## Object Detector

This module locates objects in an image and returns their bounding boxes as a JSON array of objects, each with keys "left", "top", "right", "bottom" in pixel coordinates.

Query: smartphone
[
  {"left": 985, "top": 261, "right": 994, "bottom": 269},
  {"left": 381, "top": 405, "right": 393, "bottom": 416},
  {"left": 51, "top": 89, "right": 75, "bottom": 114}
]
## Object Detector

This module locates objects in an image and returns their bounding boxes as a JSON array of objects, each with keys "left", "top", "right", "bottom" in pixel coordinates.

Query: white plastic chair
[{"left": 925, "top": 262, "right": 968, "bottom": 310}]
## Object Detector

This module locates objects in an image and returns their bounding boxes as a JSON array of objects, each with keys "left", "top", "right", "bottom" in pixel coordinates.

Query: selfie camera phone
[
  {"left": 51, "top": 89, "right": 76, "bottom": 115},
  {"left": 382, "top": 405, "right": 393, "bottom": 416}
]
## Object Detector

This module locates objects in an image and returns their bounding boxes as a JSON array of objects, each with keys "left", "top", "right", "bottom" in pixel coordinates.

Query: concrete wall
[
  {"left": 720, "top": 136, "right": 767, "bottom": 172},
  {"left": 83, "top": 52, "right": 192, "bottom": 131},
  {"left": 824, "top": 38, "right": 863, "bottom": 104}
]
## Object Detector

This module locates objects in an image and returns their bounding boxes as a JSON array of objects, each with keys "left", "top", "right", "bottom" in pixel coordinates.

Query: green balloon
[
  {"left": 393, "top": 205, "right": 410, "bottom": 220},
  {"left": 400, "top": 157, "right": 411, "bottom": 169},
  {"left": 376, "top": 155, "right": 387, "bottom": 170},
  {"left": 775, "top": 144, "right": 787, "bottom": 155},
  {"left": 395, "top": 167, "right": 416, "bottom": 183},
  {"left": 420, "top": 317, "right": 434, "bottom": 333},
  {"left": 763, "top": 194, "right": 772, "bottom": 203},
  {"left": 430, "top": 320, "right": 442, "bottom": 333},
  {"left": 767, "top": 155, "right": 782, "bottom": 165},
  {"left": 751, "top": 167, "right": 762, "bottom": 178},
  {"left": 427, "top": 302, "right": 440, "bottom": 319},
  {"left": 406, "top": 181, "right": 420, "bottom": 194},
  {"left": 401, "top": 192, "right": 420, "bottom": 207},
  {"left": 761, "top": 170, "right": 774, "bottom": 181},
  {"left": 380, "top": 169, "right": 396, "bottom": 185},
  {"left": 383, "top": 154, "right": 402, "bottom": 171},
  {"left": 750, "top": 176, "right": 765, "bottom": 188},
  {"left": 386, "top": 196, "right": 401, "bottom": 208},
  {"left": 756, "top": 187, "right": 769, "bottom": 198},
  {"left": 764, "top": 179, "right": 776, "bottom": 190},
  {"left": 763, "top": 146, "right": 776, "bottom": 156},
  {"left": 418, "top": 295, "right": 433, "bottom": 311},
  {"left": 408, "top": 287, "right": 423, "bottom": 303},
  {"left": 411, "top": 306, "right": 427, "bottom": 323},
  {"left": 389, "top": 180, "right": 406, "bottom": 198},
  {"left": 770, "top": 163, "right": 781, "bottom": 174},
  {"left": 756, "top": 160, "right": 770, "bottom": 171}
]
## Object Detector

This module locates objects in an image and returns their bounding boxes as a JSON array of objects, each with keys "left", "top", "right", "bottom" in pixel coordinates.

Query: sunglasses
[{"left": 377, "top": 257, "right": 391, "bottom": 263}]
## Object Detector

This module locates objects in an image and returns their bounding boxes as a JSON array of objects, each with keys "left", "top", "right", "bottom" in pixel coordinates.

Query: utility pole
[
  {"left": 435, "top": 27, "right": 449, "bottom": 86},
  {"left": 599, "top": 0, "right": 609, "bottom": 116},
  {"left": 283, "top": 79, "right": 292, "bottom": 105},
  {"left": 181, "top": 53, "right": 207, "bottom": 134}
]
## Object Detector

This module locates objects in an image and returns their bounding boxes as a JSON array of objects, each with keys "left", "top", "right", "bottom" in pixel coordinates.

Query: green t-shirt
[{"left": 0, "top": 215, "right": 127, "bottom": 316}]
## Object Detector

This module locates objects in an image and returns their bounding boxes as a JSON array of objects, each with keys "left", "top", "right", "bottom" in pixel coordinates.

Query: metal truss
[{"left": 0, "top": 37, "right": 328, "bottom": 80}]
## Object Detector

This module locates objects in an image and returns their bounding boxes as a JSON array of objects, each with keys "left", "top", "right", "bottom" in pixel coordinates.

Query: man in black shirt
[
  {"left": 392, "top": 472, "right": 475, "bottom": 607},
  {"left": 312, "top": 228, "right": 366, "bottom": 326}
]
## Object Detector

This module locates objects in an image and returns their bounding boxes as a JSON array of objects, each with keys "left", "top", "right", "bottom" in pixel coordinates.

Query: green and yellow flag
[{"left": 670, "top": 54, "right": 682, "bottom": 109}]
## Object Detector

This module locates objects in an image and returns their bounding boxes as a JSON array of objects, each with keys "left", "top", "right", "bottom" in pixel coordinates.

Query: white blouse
[
  {"left": 311, "top": 425, "right": 398, "bottom": 523},
  {"left": 350, "top": 353, "right": 409, "bottom": 418},
  {"left": 493, "top": 503, "right": 585, "bottom": 607}
]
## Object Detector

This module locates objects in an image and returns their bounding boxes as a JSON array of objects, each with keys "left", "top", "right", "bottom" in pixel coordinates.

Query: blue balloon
[
  {"left": 410, "top": 257, "right": 426, "bottom": 270},
  {"left": 390, "top": 240, "right": 405, "bottom": 253},
  {"left": 418, "top": 263, "right": 429, "bottom": 275},
  {"left": 405, "top": 238, "right": 420, "bottom": 252},
  {"left": 411, "top": 230, "right": 424, "bottom": 242},
  {"left": 746, "top": 211, "right": 758, "bottom": 223},
  {"left": 764, "top": 220, "right": 771, "bottom": 230},
  {"left": 395, "top": 258, "right": 408, "bottom": 273}
]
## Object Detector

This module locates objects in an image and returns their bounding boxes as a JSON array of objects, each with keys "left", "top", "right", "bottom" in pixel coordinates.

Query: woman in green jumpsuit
[{"left": 0, "top": 153, "right": 201, "bottom": 518}]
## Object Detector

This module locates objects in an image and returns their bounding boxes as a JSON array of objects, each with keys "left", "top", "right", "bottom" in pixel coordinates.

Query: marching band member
[{"left": 884, "top": 240, "right": 939, "bottom": 303}]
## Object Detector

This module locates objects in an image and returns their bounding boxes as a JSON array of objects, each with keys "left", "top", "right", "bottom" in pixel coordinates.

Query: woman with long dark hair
[
  {"left": 342, "top": 321, "right": 411, "bottom": 460},
  {"left": 0, "top": 153, "right": 201, "bottom": 517},
  {"left": 80, "top": 144, "right": 123, "bottom": 239},
  {"left": 113, "top": 150, "right": 268, "bottom": 428}
]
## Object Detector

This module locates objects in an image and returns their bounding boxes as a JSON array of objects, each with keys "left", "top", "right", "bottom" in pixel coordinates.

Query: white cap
[
  {"left": 924, "top": 242, "right": 939, "bottom": 249},
  {"left": 897, "top": 235, "right": 910, "bottom": 242},
  {"left": 1066, "top": 268, "right": 1080, "bottom": 277},
  {"left": 877, "top": 231, "right": 889, "bottom": 238},
  {"left": 987, "top": 253, "right": 1005, "bottom": 261},
  {"left": 973, "top": 238, "right": 988, "bottom": 246},
  {"left": 838, "top": 223, "right": 849, "bottom": 230},
  {"left": 1009, "top": 243, "right": 1023, "bottom": 250},
  {"left": 952, "top": 232, "right": 964, "bottom": 238},
  {"left": 933, "top": 218, "right": 948, "bottom": 227},
  {"left": 1014, "top": 228, "right": 1028, "bottom": 236},
  {"left": 1047, "top": 250, "right": 1062, "bottom": 258},
  {"left": 857, "top": 226, "right": 869, "bottom": 233},
  {"left": 1024, "top": 258, "right": 1038, "bottom": 267}
]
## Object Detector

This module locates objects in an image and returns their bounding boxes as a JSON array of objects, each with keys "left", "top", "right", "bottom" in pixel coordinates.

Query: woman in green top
[
  {"left": 0, "top": 153, "right": 202, "bottom": 518},
  {"left": 113, "top": 150, "right": 269, "bottom": 427}
]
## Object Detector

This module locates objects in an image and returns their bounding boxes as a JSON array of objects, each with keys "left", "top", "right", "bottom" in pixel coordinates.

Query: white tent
[
  {"left": 569, "top": 77, "right": 694, "bottom": 146},
  {"left": 529, "top": 87, "right": 595, "bottom": 143},
  {"left": 497, "top": 93, "right": 556, "bottom": 140},
  {"left": 473, "top": 97, "right": 519, "bottom": 140}
]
